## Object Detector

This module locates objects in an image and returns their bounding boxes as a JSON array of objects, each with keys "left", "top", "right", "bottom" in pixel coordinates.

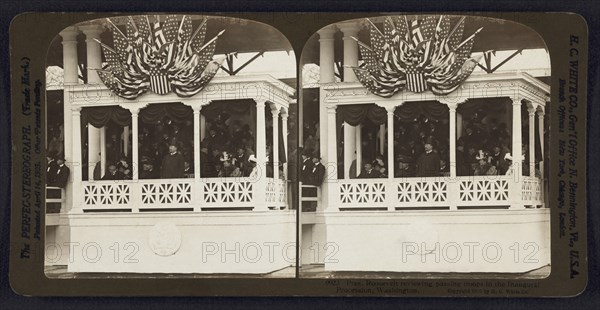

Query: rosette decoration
[
  {"left": 351, "top": 16, "right": 483, "bottom": 97},
  {"left": 95, "top": 15, "right": 228, "bottom": 99}
]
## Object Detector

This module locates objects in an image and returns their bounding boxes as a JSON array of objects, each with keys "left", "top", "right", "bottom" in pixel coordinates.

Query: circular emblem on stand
[{"left": 148, "top": 222, "right": 182, "bottom": 256}]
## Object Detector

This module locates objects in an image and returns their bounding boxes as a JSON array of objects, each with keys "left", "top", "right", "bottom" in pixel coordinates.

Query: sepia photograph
[
  {"left": 298, "top": 14, "right": 551, "bottom": 278},
  {"left": 43, "top": 14, "right": 298, "bottom": 277}
]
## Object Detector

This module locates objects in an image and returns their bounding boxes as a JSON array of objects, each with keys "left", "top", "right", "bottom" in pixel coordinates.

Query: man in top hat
[
  {"left": 307, "top": 153, "right": 326, "bottom": 186},
  {"left": 46, "top": 154, "right": 58, "bottom": 184},
  {"left": 49, "top": 157, "right": 70, "bottom": 188},
  {"left": 161, "top": 144, "right": 185, "bottom": 179},
  {"left": 416, "top": 143, "right": 441, "bottom": 177},
  {"left": 300, "top": 150, "right": 314, "bottom": 184}
]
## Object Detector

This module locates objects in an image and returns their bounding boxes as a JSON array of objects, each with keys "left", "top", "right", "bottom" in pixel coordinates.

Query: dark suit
[
  {"left": 307, "top": 163, "right": 326, "bottom": 186},
  {"left": 51, "top": 165, "right": 70, "bottom": 188},
  {"left": 416, "top": 151, "right": 441, "bottom": 177},
  {"left": 46, "top": 160, "right": 58, "bottom": 184},
  {"left": 161, "top": 152, "right": 185, "bottom": 179},
  {"left": 300, "top": 158, "right": 313, "bottom": 184}
]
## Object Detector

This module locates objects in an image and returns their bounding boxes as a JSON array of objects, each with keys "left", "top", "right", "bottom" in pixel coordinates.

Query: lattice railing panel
[
  {"left": 141, "top": 181, "right": 192, "bottom": 205},
  {"left": 459, "top": 178, "right": 509, "bottom": 203},
  {"left": 83, "top": 182, "right": 130, "bottom": 208}
]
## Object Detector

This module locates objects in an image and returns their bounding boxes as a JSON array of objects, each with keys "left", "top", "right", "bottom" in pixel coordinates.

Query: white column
[
  {"left": 325, "top": 105, "right": 338, "bottom": 210},
  {"left": 71, "top": 107, "right": 83, "bottom": 212},
  {"left": 355, "top": 124, "right": 362, "bottom": 177},
  {"left": 60, "top": 26, "right": 79, "bottom": 211},
  {"left": 343, "top": 123, "right": 356, "bottom": 179},
  {"left": 538, "top": 109, "right": 545, "bottom": 171},
  {"left": 200, "top": 113, "right": 206, "bottom": 141},
  {"left": 538, "top": 109, "right": 545, "bottom": 206},
  {"left": 281, "top": 110, "right": 289, "bottom": 179},
  {"left": 123, "top": 126, "right": 130, "bottom": 157},
  {"left": 338, "top": 22, "right": 360, "bottom": 82},
  {"left": 511, "top": 98, "right": 523, "bottom": 177},
  {"left": 193, "top": 105, "right": 202, "bottom": 212},
  {"left": 386, "top": 107, "right": 395, "bottom": 179},
  {"left": 448, "top": 104, "right": 459, "bottom": 211},
  {"left": 79, "top": 25, "right": 104, "bottom": 84},
  {"left": 318, "top": 25, "right": 336, "bottom": 164},
  {"left": 510, "top": 97, "right": 524, "bottom": 209},
  {"left": 87, "top": 125, "right": 100, "bottom": 180},
  {"left": 379, "top": 124, "right": 385, "bottom": 156},
  {"left": 100, "top": 127, "right": 106, "bottom": 177},
  {"left": 528, "top": 108, "right": 536, "bottom": 177},
  {"left": 272, "top": 106, "right": 280, "bottom": 183},
  {"left": 131, "top": 111, "right": 139, "bottom": 180},
  {"left": 81, "top": 25, "right": 103, "bottom": 181},
  {"left": 449, "top": 104, "right": 457, "bottom": 178},
  {"left": 255, "top": 100, "right": 268, "bottom": 211},
  {"left": 318, "top": 25, "right": 337, "bottom": 209},
  {"left": 340, "top": 22, "right": 360, "bottom": 180}
]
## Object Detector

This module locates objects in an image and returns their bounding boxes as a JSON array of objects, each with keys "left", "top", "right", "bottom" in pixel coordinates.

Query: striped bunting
[
  {"left": 351, "top": 15, "right": 482, "bottom": 97},
  {"left": 95, "top": 15, "right": 225, "bottom": 99}
]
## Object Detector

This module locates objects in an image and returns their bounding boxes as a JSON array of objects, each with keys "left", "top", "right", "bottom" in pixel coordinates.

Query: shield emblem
[{"left": 150, "top": 74, "right": 171, "bottom": 95}]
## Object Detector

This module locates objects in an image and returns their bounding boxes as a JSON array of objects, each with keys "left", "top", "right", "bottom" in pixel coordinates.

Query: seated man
[
  {"left": 358, "top": 162, "right": 380, "bottom": 178},
  {"left": 395, "top": 155, "right": 415, "bottom": 178},
  {"left": 102, "top": 164, "right": 124, "bottom": 180},
  {"left": 139, "top": 161, "right": 159, "bottom": 179}
]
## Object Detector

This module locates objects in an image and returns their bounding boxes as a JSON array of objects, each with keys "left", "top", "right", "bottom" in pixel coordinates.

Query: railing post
[
  {"left": 254, "top": 100, "right": 268, "bottom": 211},
  {"left": 192, "top": 104, "right": 203, "bottom": 212},
  {"left": 70, "top": 106, "right": 83, "bottom": 213},
  {"left": 510, "top": 97, "right": 525, "bottom": 210},
  {"left": 447, "top": 177, "right": 460, "bottom": 211}
]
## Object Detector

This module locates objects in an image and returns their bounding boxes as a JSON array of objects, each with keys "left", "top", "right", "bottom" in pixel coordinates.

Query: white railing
[
  {"left": 458, "top": 176, "right": 510, "bottom": 206},
  {"left": 522, "top": 177, "right": 543, "bottom": 207},
  {"left": 140, "top": 179, "right": 193, "bottom": 210},
  {"left": 80, "top": 177, "right": 286, "bottom": 212},
  {"left": 334, "top": 176, "right": 542, "bottom": 210},
  {"left": 83, "top": 181, "right": 131, "bottom": 210},
  {"left": 202, "top": 178, "right": 254, "bottom": 209}
]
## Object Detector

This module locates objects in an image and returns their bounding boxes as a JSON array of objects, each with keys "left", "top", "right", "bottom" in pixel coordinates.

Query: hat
[
  {"left": 248, "top": 154, "right": 257, "bottom": 163},
  {"left": 311, "top": 152, "right": 321, "bottom": 160}
]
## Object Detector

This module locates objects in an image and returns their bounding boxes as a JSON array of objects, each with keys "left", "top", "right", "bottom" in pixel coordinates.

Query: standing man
[
  {"left": 307, "top": 153, "right": 326, "bottom": 186},
  {"left": 416, "top": 143, "right": 441, "bottom": 177},
  {"left": 50, "top": 158, "right": 70, "bottom": 188},
  {"left": 300, "top": 150, "right": 313, "bottom": 184},
  {"left": 161, "top": 145, "right": 185, "bottom": 179}
]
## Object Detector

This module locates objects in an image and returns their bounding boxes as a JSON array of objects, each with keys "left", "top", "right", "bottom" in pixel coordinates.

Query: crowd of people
[
  {"left": 106, "top": 114, "right": 264, "bottom": 180},
  {"left": 299, "top": 113, "right": 536, "bottom": 182}
]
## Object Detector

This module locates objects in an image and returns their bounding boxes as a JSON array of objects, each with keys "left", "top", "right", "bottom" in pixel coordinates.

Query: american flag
[
  {"left": 352, "top": 15, "right": 482, "bottom": 97},
  {"left": 95, "top": 15, "right": 224, "bottom": 99}
]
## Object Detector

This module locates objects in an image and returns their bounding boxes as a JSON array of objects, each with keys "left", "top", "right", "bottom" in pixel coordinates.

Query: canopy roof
[
  {"left": 46, "top": 15, "right": 294, "bottom": 68},
  {"left": 300, "top": 15, "right": 548, "bottom": 65}
]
